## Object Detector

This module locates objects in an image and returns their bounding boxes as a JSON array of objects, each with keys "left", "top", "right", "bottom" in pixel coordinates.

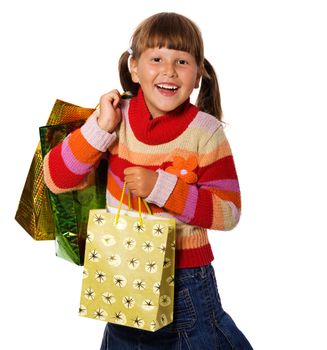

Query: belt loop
[{"left": 200, "top": 265, "right": 207, "bottom": 278}]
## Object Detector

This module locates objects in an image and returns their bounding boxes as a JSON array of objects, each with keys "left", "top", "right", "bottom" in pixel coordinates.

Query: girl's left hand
[{"left": 124, "top": 167, "right": 158, "bottom": 197}]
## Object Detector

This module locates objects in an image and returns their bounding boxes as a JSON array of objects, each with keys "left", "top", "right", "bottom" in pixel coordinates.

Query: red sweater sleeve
[{"left": 43, "top": 112, "right": 117, "bottom": 194}]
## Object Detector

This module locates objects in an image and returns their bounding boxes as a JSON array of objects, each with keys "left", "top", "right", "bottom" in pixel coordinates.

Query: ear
[
  {"left": 194, "top": 73, "right": 201, "bottom": 89},
  {"left": 130, "top": 58, "right": 139, "bottom": 83}
]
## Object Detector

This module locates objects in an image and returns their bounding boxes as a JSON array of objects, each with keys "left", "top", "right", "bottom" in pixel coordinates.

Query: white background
[{"left": 1, "top": 0, "right": 326, "bottom": 349}]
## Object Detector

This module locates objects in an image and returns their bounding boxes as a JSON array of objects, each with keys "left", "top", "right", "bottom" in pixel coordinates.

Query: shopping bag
[
  {"left": 79, "top": 186, "right": 176, "bottom": 332},
  {"left": 15, "top": 100, "right": 95, "bottom": 240},
  {"left": 39, "top": 121, "right": 107, "bottom": 265}
]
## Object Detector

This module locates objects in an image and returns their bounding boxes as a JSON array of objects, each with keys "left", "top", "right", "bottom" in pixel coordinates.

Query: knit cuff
[
  {"left": 145, "top": 169, "right": 178, "bottom": 208},
  {"left": 81, "top": 111, "right": 117, "bottom": 152}
]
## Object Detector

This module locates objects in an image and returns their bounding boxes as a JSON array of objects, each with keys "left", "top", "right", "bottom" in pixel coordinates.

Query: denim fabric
[{"left": 100, "top": 264, "right": 253, "bottom": 350}]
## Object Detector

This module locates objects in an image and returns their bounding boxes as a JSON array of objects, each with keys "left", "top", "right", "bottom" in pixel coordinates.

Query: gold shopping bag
[
  {"left": 79, "top": 185, "right": 176, "bottom": 331},
  {"left": 15, "top": 100, "right": 95, "bottom": 240}
]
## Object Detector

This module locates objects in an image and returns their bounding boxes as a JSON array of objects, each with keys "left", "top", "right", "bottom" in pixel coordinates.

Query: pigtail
[
  {"left": 118, "top": 51, "right": 139, "bottom": 96},
  {"left": 196, "top": 58, "right": 222, "bottom": 121}
]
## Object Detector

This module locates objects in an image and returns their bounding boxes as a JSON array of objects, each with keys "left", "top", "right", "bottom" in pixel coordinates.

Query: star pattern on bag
[
  {"left": 113, "top": 311, "right": 126, "bottom": 324},
  {"left": 102, "top": 292, "right": 116, "bottom": 304},
  {"left": 113, "top": 275, "right": 127, "bottom": 288},
  {"left": 80, "top": 210, "right": 175, "bottom": 331},
  {"left": 93, "top": 214, "right": 105, "bottom": 225},
  {"left": 123, "top": 296, "right": 135, "bottom": 309},
  {"left": 133, "top": 279, "right": 146, "bottom": 290},
  {"left": 133, "top": 316, "right": 145, "bottom": 328},
  {"left": 142, "top": 240, "right": 154, "bottom": 252},
  {"left": 94, "top": 308, "right": 107, "bottom": 320},
  {"left": 95, "top": 270, "right": 106, "bottom": 283},
  {"left": 133, "top": 221, "right": 146, "bottom": 232}
]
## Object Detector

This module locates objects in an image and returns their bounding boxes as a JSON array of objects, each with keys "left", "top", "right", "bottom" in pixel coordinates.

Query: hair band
[{"left": 127, "top": 48, "right": 133, "bottom": 56}]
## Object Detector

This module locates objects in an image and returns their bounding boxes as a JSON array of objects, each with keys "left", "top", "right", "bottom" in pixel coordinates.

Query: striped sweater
[{"left": 44, "top": 89, "right": 241, "bottom": 268}]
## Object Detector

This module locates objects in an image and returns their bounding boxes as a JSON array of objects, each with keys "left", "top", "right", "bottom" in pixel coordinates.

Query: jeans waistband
[{"left": 175, "top": 263, "right": 213, "bottom": 281}]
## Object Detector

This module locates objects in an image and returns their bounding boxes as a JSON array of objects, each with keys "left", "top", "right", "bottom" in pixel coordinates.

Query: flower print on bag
[
  {"left": 133, "top": 279, "right": 146, "bottom": 290},
  {"left": 133, "top": 316, "right": 145, "bottom": 328},
  {"left": 123, "top": 237, "right": 136, "bottom": 250},
  {"left": 102, "top": 292, "right": 116, "bottom": 304},
  {"left": 122, "top": 296, "right": 136, "bottom": 309},
  {"left": 158, "top": 243, "right": 166, "bottom": 254},
  {"left": 153, "top": 282, "right": 161, "bottom": 294},
  {"left": 167, "top": 275, "right": 175, "bottom": 286},
  {"left": 133, "top": 221, "right": 146, "bottom": 233},
  {"left": 128, "top": 257, "right": 140, "bottom": 270},
  {"left": 142, "top": 299, "right": 155, "bottom": 311},
  {"left": 107, "top": 254, "right": 121, "bottom": 267},
  {"left": 94, "top": 308, "right": 108, "bottom": 321},
  {"left": 150, "top": 320, "right": 158, "bottom": 331},
  {"left": 84, "top": 288, "right": 95, "bottom": 300},
  {"left": 83, "top": 268, "right": 89, "bottom": 279},
  {"left": 102, "top": 234, "right": 116, "bottom": 247},
  {"left": 93, "top": 213, "right": 105, "bottom": 225},
  {"left": 113, "top": 275, "right": 127, "bottom": 288},
  {"left": 160, "top": 313, "right": 168, "bottom": 326},
  {"left": 145, "top": 261, "right": 158, "bottom": 273},
  {"left": 88, "top": 249, "right": 101, "bottom": 262},
  {"left": 159, "top": 295, "right": 171, "bottom": 307},
  {"left": 165, "top": 155, "right": 198, "bottom": 184},
  {"left": 142, "top": 240, "right": 154, "bottom": 252},
  {"left": 114, "top": 217, "right": 127, "bottom": 230},
  {"left": 163, "top": 257, "right": 171, "bottom": 268},
  {"left": 152, "top": 223, "right": 165, "bottom": 236},
  {"left": 79, "top": 305, "right": 87, "bottom": 316},
  {"left": 86, "top": 231, "right": 94, "bottom": 243},
  {"left": 113, "top": 311, "right": 127, "bottom": 325},
  {"left": 95, "top": 270, "right": 106, "bottom": 283}
]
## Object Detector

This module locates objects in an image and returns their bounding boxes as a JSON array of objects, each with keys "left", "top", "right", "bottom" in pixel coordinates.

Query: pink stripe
[
  {"left": 228, "top": 200, "right": 241, "bottom": 224},
  {"left": 175, "top": 185, "right": 198, "bottom": 223},
  {"left": 199, "top": 179, "right": 240, "bottom": 192},
  {"left": 61, "top": 135, "right": 93, "bottom": 175},
  {"left": 190, "top": 111, "right": 221, "bottom": 134}
]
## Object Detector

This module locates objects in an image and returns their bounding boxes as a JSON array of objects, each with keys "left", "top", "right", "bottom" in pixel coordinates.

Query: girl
[{"left": 44, "top": 12, "right": 253, "bottom": 350}]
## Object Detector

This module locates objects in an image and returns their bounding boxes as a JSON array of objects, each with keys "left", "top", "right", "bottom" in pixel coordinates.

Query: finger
[
  {"left": 100, "top": 90, "right": 121, "bottom": 108},
  {"left": 125, "top": 183, "right": 137, "bottom": 194},
  {"left": 124, "top": 175, "right": 137, "bottom": 184},
  {"left": 124, "top": 167, "right": 139, "bottom": 175}
]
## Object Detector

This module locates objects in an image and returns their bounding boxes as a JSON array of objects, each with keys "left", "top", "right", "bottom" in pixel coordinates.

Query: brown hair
[{"left": 119, "top": 12, "right": 222, "bottom": 120}]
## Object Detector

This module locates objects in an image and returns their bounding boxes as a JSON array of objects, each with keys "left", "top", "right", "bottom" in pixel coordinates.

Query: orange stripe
[
  {"left": 165, "top": 179, "right": 189, "bottom": 214},
  {"left": 68, "top": 129, "right": 99, "bottom": 163},
  {"left": 208, "top": 188, "right": 241, "bottom": 209},
  {"left": 198, "top": 139, "right": 231, "bottom": 167},
  {"left": 176, "top": 230, "right": 209, "bottom": 249},
  {"left": 211, "top": 199, "right": 225, "bottom": 230},
  {"left": 119, "top": 143, "right": 169, "bottom": 165}
]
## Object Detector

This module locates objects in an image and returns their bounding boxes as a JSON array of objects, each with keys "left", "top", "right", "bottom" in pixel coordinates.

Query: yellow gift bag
[{"left": 79, "top": 185, "right": 176, "bottom": 332}]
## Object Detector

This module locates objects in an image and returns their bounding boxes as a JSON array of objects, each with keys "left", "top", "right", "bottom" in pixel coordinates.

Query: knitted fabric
[{"left": 44, "top": 89, "right": 241, "bottom": 268}]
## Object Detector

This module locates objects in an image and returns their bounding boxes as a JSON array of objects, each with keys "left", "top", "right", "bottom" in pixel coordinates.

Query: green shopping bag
[
  {"left": 39, "top": 121, "right": 107, "bottom": 265},
  {"left": 79, "top": 185, "right": 176, "bottom": 331}
]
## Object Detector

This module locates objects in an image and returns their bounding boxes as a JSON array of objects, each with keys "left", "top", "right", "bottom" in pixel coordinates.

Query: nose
[{"left": 162, "top": 62, "right": 177, "bottom": 77}]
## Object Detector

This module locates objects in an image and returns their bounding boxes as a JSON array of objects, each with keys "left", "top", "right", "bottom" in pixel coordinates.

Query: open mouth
[{"left": 155, "top": 84, "right": 179, "bottom": 92}]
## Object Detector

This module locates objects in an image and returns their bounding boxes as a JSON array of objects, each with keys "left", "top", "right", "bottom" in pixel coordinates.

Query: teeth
[{"left": 157, "top": 84, "right": 178, "bottom": 91}]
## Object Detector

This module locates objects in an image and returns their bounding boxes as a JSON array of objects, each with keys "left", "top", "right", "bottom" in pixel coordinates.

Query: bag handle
[{"left": 115, "top": 181, "right": 152, "bottom": 226}]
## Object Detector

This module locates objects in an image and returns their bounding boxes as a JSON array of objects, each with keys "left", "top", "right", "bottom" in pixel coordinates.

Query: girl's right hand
[{"left": 97, "top": 89, "right": 122, "bottom": 132}]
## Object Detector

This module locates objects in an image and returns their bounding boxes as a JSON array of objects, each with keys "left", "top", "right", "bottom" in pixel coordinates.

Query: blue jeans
[{"left": 100, "top": 264, "right": 253, "bottom": 349}]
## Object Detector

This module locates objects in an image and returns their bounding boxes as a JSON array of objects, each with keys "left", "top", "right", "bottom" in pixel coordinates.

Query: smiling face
[{"left": 130, "top": 47, "right": 201, "bottom": 118}]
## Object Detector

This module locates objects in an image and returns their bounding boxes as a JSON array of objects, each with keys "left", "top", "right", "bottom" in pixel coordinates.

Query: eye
[
  {"left": 177, "top": 59, "right": 188, "bottom": 65},
  {"left": 151, "top": 57, "right": 161, "bottom": 63}
]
